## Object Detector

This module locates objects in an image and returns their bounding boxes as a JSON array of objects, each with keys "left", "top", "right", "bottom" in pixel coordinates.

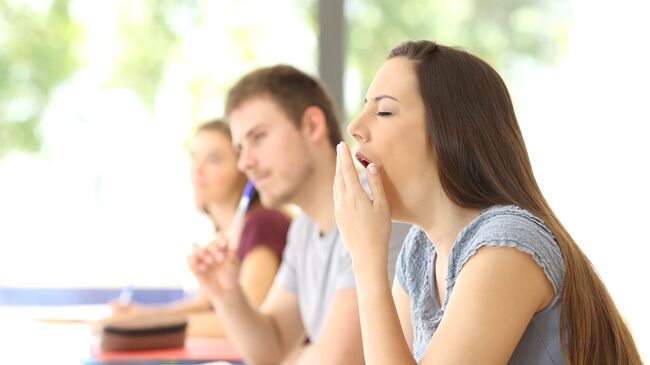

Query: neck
[
  {"left": 415, "top": 195, "right": 482, "bottom": 259},
  {"left": 205, "top": 194, "right": 240, "bottom": 234},
  {"left": 293, "top": 148, "right": 337, "bottom": 234}
]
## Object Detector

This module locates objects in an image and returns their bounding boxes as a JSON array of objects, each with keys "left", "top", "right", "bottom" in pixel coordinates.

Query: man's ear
[{"left": 300, "top": 106, "right": 328, "bottom": 143}]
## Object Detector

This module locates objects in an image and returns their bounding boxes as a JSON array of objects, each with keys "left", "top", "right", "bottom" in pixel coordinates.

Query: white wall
[{"left": 512, "top": 0, "right": 650, "bottom": 357}]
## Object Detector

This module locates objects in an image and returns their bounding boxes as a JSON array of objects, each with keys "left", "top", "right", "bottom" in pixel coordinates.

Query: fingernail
[
  {"left": 337, "top": 142, "right": 343, "bottom": 153},
  {"left": 368, "top": 163, "right": 378, "bottom": 175}
]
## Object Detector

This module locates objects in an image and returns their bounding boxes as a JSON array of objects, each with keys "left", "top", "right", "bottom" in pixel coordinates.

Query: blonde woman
[{"left": 108, "top": 119, "right": 290, "bottom": 337}]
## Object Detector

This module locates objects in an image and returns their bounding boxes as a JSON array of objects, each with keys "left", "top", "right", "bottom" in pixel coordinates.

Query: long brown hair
[{"left": 388, "top": 40, "right": 642, "bottom": 364}]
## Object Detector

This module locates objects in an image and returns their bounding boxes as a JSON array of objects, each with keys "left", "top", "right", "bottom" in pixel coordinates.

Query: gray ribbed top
[{"left": 396, "top": 205, "right": 565, "bottom": 364}]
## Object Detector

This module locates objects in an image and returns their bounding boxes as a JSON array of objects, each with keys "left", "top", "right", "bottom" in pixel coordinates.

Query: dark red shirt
[{"left": 236, "top": 207, "right": 291, "bottom": 261}]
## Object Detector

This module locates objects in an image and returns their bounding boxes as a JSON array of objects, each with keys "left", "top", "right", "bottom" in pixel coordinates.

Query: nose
[
  {"left": 237, "top": 145, "right": 256, "bottom": 173},
  {"left": 190, "top": 160, "right": 203, "bottom": 177},
  {"left": 347, "top": 112, "right": 368, "bottom": 143}
]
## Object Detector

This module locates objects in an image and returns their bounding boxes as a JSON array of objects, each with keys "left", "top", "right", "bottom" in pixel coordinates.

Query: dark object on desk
[
  {"left": 100, "top": 315, "right": 188, "bottom": 351},
  {"left": 86, "top": 338, "right": 242, "bottom": 364}
]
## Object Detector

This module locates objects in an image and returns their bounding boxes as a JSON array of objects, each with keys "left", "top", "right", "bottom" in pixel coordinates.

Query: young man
[{"left": 188, "top": 65, "right": 407, "bottom": 365}]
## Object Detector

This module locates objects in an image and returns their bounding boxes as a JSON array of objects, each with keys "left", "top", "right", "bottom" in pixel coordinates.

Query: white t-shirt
[{"left": 274, "top": 211, "right": 408, "bottom": 340}]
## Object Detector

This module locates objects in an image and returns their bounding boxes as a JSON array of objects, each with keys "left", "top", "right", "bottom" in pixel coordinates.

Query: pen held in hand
[
  {"left": 226, "top": 181, "right": 256, "bottom": 246},
  {"left": 194, "top": 181, "right": 254, "bottom": 268}
]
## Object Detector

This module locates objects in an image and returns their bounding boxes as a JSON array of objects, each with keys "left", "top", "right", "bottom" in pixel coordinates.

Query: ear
[{"left": 300, "top": 106, "right": 328, "bottom": 144}]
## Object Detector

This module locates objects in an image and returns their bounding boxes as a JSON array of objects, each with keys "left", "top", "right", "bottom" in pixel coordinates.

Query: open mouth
[{"left": 355, "top": 152, "right": 372, "bottom": 168}]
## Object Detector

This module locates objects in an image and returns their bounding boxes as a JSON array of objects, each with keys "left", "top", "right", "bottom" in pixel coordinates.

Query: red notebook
[{"left": 87, "top": 338, "right": 241, "bottom": 363}]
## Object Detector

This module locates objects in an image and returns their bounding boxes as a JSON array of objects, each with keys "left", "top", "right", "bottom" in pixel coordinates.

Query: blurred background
[{"left": 1, "top": 0, "right": 648, "bottom": 359}]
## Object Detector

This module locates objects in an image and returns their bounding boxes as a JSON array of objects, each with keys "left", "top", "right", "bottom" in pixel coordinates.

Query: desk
[
  {"left": 86, "top": 338, "right": 241, "bottom": 364},
  {"left": 0, "top": 306, "right": 97, "bottom": 363},
  {"left": 0, "top": 306, "right": 242, "bottom": 364}
]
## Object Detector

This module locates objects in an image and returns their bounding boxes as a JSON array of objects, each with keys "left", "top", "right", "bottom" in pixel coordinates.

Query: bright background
[{"left": 1, "top": 0, "right": 648, "bottom": 359}]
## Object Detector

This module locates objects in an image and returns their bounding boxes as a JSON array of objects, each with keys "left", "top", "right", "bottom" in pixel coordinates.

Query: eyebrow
[
  {"left": 245, "top": 125, "right": 265, "bottom": 139},
  {"left": 234, "top": 123, "right": 268, "bottom": 149},
  {"left": 364, "top": 95, "right": 399, "bottom": 104}
]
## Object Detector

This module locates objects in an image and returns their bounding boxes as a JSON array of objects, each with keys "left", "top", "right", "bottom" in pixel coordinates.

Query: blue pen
[
  {"left": 117, "top": 283, "right": 134, "bottom": 308},
  {"left": 226, "top": 181, "right": 256, "bottom": 244}
]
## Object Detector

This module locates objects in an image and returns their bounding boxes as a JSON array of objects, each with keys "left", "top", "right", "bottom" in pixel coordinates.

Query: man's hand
[{"left": 187, "top": 238, "right": 241, "bottom": 298}]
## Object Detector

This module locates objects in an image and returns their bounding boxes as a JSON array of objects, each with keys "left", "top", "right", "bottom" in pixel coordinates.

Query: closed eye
[
  {"left": 376, "top": 111, "right": 392, "bottom": 117},
  {"left": 253, "top": 132, "right": 266, "bottom": 141},
  {"left": 207, "top": 155, "right": 222, "bottom": 164}
]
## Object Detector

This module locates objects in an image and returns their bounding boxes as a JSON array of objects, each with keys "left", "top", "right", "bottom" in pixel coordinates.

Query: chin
[
  {"left": 389, "top": 210, "right": 410, "bottom": 224},
  {"left": 193, "top": 196, "right": 206, "bottom": 206},
  {"left": 382, "top": 179, "right": 407, "bottom": 221},
  {"left": 260, "top": 187, "right": 296, "bottom": 209},
  {"left": 259, "top": 193, "right": 282, "bottom": 209}
]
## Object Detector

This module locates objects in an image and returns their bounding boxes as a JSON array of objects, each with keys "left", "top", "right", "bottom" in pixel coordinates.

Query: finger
[
  {"left": 203, "top": 252, "right": 214, "bottom": 265},
  {"left": 190, "top": 244, "right": 213, "bottom": 266},
  {"left": 210, "top": 238, "right": 229, "bottom": 252},
  {"left": 365, "top": 163, "right": 389, "bottom": 210},
  {"left": 335, "top": 143, "right": 347, "bottom": 195},
  {"left": 192, "top": 242, "right": 211, "bottom": 262},
  {"left": 215, "top": 249, "right": 225, "bottom": 262},
  {"left": 192, "top": 245, "right": 212, "bottom": 265},
  {"left": 187, "top": 255, "right": 203, "bottom": 274},
  {"left": 207, "top": 241, "right": 218, "bottom": 255},
  {"left": 187, "top": 255, "right": 205, "bottom": 270},
  {"left": 338, "top": 142, "right": 366, "bottom": 197},
  {"left": 223, "top": 249, "right": 240, "bottom": 270},
  {"left": 333, "top": 148, "right": 339, "bottom": 201},
  {"left": 188, "top": 251, "right": 199, "bottom": 266},
  {"left": 216, "top": 238, "right": 228, "bottom": 249},
  {"left": 109, "top": 300, "right": 126, "bottom": 313},
  {"left": 208, "top": 241, "right": 228, "bottom": 263}
]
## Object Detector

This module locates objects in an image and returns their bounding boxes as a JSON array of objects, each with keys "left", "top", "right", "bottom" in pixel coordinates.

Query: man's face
[{"left": 229, "top": 95, "right": 314, "bottom": 208}]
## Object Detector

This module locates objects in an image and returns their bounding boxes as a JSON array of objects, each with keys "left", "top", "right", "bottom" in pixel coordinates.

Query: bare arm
[
  {"left": 420, "top": 246, "right": 553, "bottom": 364},
  {"left": 239, "top": 245, "right": 281, "bottom": 307},
  {"left": 333, "top": 142, "right": 414, "bottom": 364},
  {"left": 105, "top": 245, "right": 281, "bottom": 338},
  {"left": 293, "top": 288, "right": 364, "bottom": 365},
  {"left": 211, "top": 283, "right": 305, "bottom": 365},
  {"left": 101, "top": 292, "right": 214, "bottom": 335},
  {"left": 189, "top": 240, "right": 305, "bottom": 365},
  {"left": 393, "top": 278, "right": 413, "bottom": 351},
  {"left": 115, "top": 293, "right": 212, "bottom": 316},
  {"left": 354, "top": 266, "right": 415, "bottom": 365},
  {"left": 188, "top": 245, "right": 281, "bottom": 337},
  {"left": 351, "top": 246, "right": 553, "bottom": 365}
]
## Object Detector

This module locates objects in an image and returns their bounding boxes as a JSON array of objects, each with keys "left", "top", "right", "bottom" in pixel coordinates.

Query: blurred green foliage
[
  {"left": 107, "top": 0, "right": 195, "bottom": 107},
  {"left": 0, "top": 0, "right": 81, "bottom": 158},
  {"left": 345, "top": 0, "right": 570, "bottom": 117},
  {"left": 0, "top": 0, "right": 196, "bottom": 159},
  {"left": 0, "top": 0, "right": 568, "bottom": 158}
]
